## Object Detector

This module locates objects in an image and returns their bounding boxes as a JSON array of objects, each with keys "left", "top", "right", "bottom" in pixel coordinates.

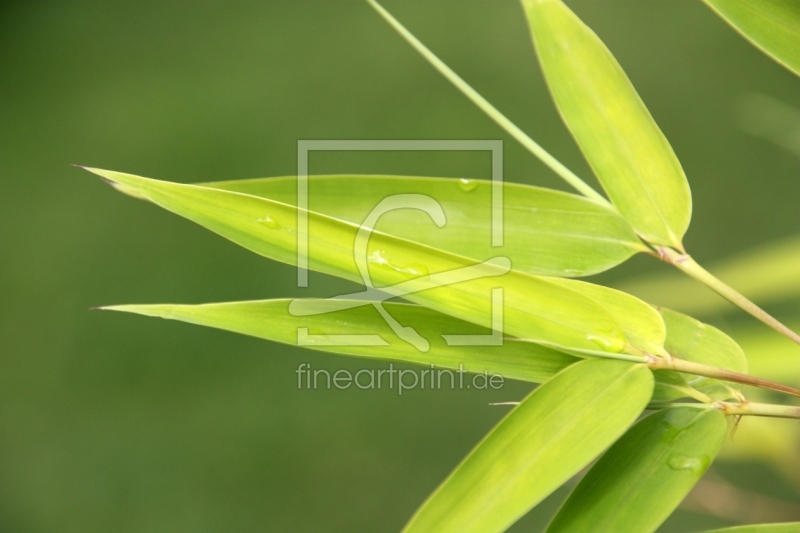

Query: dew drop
[
  {"left": 257, "top": 215, "right": 281, "bottom": 229},
  {"left": 586, "top": 335, "right": 610, "bottom": 349},
  {"left": 458, "top": 178, "right": 479, "bottom": 192},
  {"left": 368, "top": 249, "right": 390, "bottom": 266},
  {"left": 404, "top": 263, "right": 430, "bottom": 277},
  {"left": 367, "top": 250, "right": 429, "bottom": 278},
  {"left": 586, "top": 335, "right": 626, "bottom": 352},
  {"left": 667, "top": 454, "right": 704, "bottom": 472}
]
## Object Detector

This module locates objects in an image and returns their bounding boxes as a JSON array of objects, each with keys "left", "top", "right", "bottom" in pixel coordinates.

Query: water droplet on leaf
[
  {"left": 367, "top": 250, "right": 429, "bottom": 279},
  {"left": 667, "top": 454, "right": 704, "bottom": 472},
  {"left": 458, "top": 178, "right": 479, "bottom": 192},
  {"left": 586, "top": 335, "right": 626, "bottom": 352},
  {"left": 257, "top": 215, "right": 281, "bottom": 229}
]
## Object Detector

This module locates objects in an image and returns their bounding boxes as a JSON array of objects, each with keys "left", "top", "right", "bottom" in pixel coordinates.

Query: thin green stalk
[
  {"left": 646, "top": 400, "right": 800, "bottom": 419},
  {"left": 659, "top": 246, "right": 800, "bottom": 346},
  {"left": 715, "top": 400, "right": 800, "bottom": 419},
  {"left": 365, "top": 0, "right": 609, "bottom": 204}
]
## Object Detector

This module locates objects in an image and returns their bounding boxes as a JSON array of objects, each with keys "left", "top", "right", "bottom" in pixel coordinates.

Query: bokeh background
[{"left": 1, "top": 1, "right": 799, "bottom": 531}]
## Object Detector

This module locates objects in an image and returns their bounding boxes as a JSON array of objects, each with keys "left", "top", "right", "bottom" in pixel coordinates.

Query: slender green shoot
[
  {"left": 364, "top": 0, "right": 609, "bottom": 204},
  {"left": 659, "top": 246, "right": 800, "bottom": 346},
  {"left": 648, "top": 401, "right": 800, "bottom": 420}
]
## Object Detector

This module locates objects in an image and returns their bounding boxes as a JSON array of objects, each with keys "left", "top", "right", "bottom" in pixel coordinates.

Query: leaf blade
[
  {"left": 521, "top": 0, "right": 692, "bottom": 247},
  {"left": 704, "top": 0, "right": 800, "bottom": 77},
  {"left": 402, "top": 359, "right": 654, "bottom": 533},
  {"left": 546, "top": 407, "right": 727, "bottom": 533},
  {"left": 202, "top": 175, "right": 646, "bottom": 278},
  {"left": 106, "top": 299, "right": 579, "bottom": 383}
]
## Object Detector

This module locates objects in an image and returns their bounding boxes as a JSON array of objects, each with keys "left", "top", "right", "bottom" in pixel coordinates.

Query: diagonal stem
[
  {"left": 658, "top": 246, "right": 800, "bottom": 346},
  {"left": 364, "top": 0, "right": 609, "bottom": 205}
]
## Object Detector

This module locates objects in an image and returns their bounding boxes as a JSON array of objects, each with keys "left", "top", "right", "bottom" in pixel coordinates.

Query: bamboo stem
[
  {"left": 365, "top": 0, "right": 609, "bottom": 204},
  {"left": 659, "top": 246, "right": 800, "bottom": 346},
  {"left": 647, "top": 355, "right": 800, "bottom": 399},
  {"left": 647, "top": 400, "right": 800, "bottom": 419},
  {"left": 715, "top": 400, "right": 800, "bottom": 419}
]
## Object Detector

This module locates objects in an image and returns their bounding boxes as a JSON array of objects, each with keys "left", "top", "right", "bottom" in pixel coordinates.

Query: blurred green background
[{"left": 1, "top": 1, "right": 799, "bottom": 531}]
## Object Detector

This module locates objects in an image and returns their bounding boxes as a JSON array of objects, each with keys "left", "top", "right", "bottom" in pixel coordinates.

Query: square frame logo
[{"left": 290, "top": 140, "right": 507, "bottom": 352}]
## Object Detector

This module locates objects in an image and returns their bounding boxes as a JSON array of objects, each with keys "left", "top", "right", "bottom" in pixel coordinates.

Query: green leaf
[
  {"left": 402, "top": 359, "right": 654, "bottom": 533},
  {"left": 105, "top": 299, "right": 578, "bottom": 383},
  {"left": 521, "top": 0, "right": 692, "bottom": 248},
  {"left": 85, "top": 168, "right": 630, "bottom": 353},
  {"left": 698, "top": 525, "right": 800, "bottom": 533},
  {"left": 201, "top": 175, "right": 646, "bottom": 278},
  {"left": 654, "top": 307, "right": 748, "bottom": 401},
  {"left": 546, "top": 407, "right": 727, "bottom": 533},
  {"left": 704, "top": 0, "right": 800, "bottom": 77}
]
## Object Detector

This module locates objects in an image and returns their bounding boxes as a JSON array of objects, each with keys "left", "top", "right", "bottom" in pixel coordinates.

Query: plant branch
[
  {"left": 365, "top": 0, "right": 610, "bottom": 205},
  {"left": 647, "top": 355, "right": 800, "bottom": 399},
  {"left": 715, "top": 400, "right": 800, "bottom": 419},
  {"left": 646, "top": 400, "right": 800, "bottom": 419},
  {"left": 514, "top": 338, "right": 800, "bottom": 399},
  {"left": 658, "top": 246, "right": 800, "bottom": 346}
]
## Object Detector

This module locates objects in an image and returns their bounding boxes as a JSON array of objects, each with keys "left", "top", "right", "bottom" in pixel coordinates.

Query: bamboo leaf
[
  {"left": 104, "top": 299, "right": 578, "bottom": 383},
  {"left": 84, "top": 168, "right": 629, "bottom": 353},
  {"left": 402, "top": 359, "right": 654, "bottom": 533},
  {"left": 521, "top": 0, "right": 692, "bottom": 248},
  {"left": 201, "top": 175, "right": 645, "bottom": 278},
  {"left": 704, "top": 0, "right": 800, "bottom": 77},
  {"left": 698, "top": 525, "right": 800, "bottom": 533},
  {"left": 546, "top": 407, "right": 727, "bottom": 533}
]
